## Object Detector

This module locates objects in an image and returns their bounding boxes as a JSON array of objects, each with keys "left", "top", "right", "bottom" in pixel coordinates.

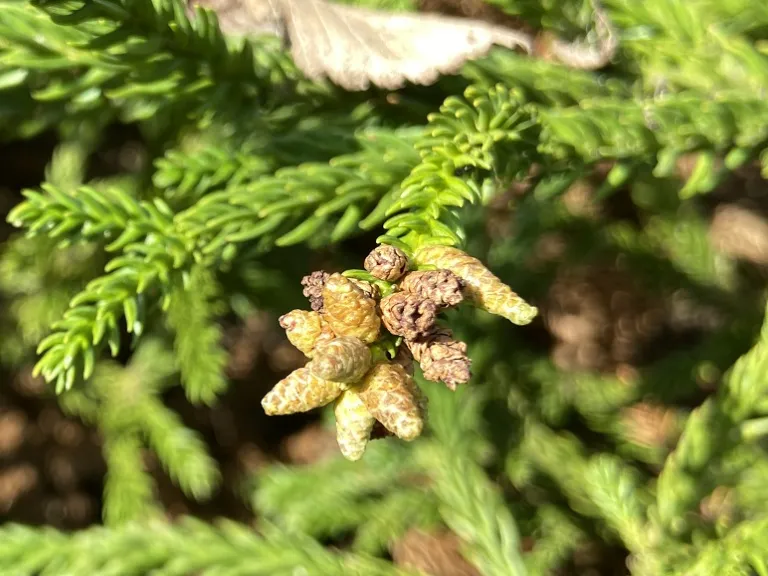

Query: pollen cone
[
  {"left": 414, "top": 244, "right": 537, "bottom": 325},
  {"left": 322, "top": 273, "right": 381, "bottom": 343},
  {"left": 262, "top": 367, "right": 344, "bottom": 415},
  {"left": 310, "top": 336, "right": 372, "bottom": 383},
  {"left": 357, "top": 363, "right": 424, "bottom": 441},
  {"left": 279, "top": 310, "right": 335, "bottom": 356},
  {"left": 334, "top": 389, "right": 376, "bottom": 461}
]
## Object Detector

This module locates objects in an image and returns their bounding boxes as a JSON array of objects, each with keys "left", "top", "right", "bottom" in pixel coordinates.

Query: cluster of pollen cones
[{"left": 261, "top": 243, "right": 538, "bottom": 460}]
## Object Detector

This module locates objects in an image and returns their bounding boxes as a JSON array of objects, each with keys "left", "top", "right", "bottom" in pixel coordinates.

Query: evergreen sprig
[
  {"left": 153, "top": 102, "right": 381, "bottom": 205},
  {"left": 427, "top": 442, "right": 528, "bottom": 576},
  {"left": 423, "top": 382, "right": 527, "bottom": 576},
  {"left": 3, "top": 0, "right": 312, "bottom": 124},
  {"left": 103, "top": 432, "right": 161, "bottom": 526},
  {"left": 522, "top": 506, "right": 585, "bottom": 575},
  {"left": 655, "top": 300, "right": 768, "bottom": 535},
  {"left": 251, "top": 440, "right": 436, "bottom": 554},
  {"left": 166, "top": 265, "right": 227, "bottom": 405},
  {"left": 177, "top": 127, "right": 423, "bottom": 254},
  {"left": 0, "top": 518, "right": 416, "bottom": 575},
  {"left": 380, "top": 84, "right": 538, "bottom": 250},
  {"left": 60, "top": 339, "right": 220, "bottom": 523}
]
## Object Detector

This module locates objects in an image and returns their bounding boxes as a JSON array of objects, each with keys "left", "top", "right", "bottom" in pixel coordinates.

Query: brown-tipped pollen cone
[
  {"left": 261, "top": 367, "right": 345, "bottom": 415},
  {"left": 399, "top": 270, "right": 465, "bottom": 308},
  {"left": 279, "top": 310, "right": 335, "bottom": 357},
  {"left": 322, "top": 273, "right": 381, "bottom": 344},
  {"left": 309, "top": 336, "right": 371, "bottom": 384},
  {"left": 301, "top": 271, "right": 330, "bottom": 312},
  {"left": 380, "top": 292, "right": 438, "bottom": 340},
  {"left": 414, "top": 244, "right": 538, "bottom": 325},
  {"left": 334, "top": 389, "right": 376, "bottom": 461},
  {"left": 406, "top": 327, "right": 471, "bottom": 390},
  {"left": 370, "top": 349, "right": 422, "bottom": 441},
  {"left": 364, "top": 245, "right": 410, "bottom": 281},
  {"left": 357, "top": 363, "right": 425, "bottom": 441}
]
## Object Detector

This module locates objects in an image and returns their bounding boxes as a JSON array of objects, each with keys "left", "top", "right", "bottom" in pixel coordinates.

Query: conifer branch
[
  {"left": 154, "top": 142, "right": 277, "bottom": 203},
  {"left": 672, "top": 515, "right": 768, "bottom": 575},
  {"left": 103, "top": 433, "right": 161, "bottom": 526},
  {"left": 2, "top": 0, "right": 316, "bottom": 126},
  {"left": 0, "top": 518, "right": 416, "bottom": 575},
  {"left": 523, "top": 420, "right": 653, "bottom": 552},
  {"left": 656, "top": 300, "right": 768, "bottom": 534},
  {"left": 425, "top": 385, "right": 527, "bottom": 576},
  {"left": 0, "top": 235, "right": 101, "bottom": 365},
  {"left": 537, "top": 94, "right": 768, "bottom": 196},
  {"left": 7, "top": 183, "right": 184, "bottom": 254},
  {"left": 139, "top": 395, "right": 221, "bottom": 500},
  {"left": 606, "top": 0, "right": 768, "bottom": 93},
  {"left": 465, "top": 49, "right": 627, "bottom": 106},
  {"left": 0, "top": 2, "right": 118, "bottom": 138},
  {"left": 31, "top": 253, "right": 184, "bottom": 392},
  {"left": 8, "top": 184, "right": 191, "bottom": 390},
  {"left": 380, "top": 84, "right": 538, "bottom": 250},
  {"left": 152, "top": 104, "right": 374, "bottom": 204},
  {"left": 251, "top": 441, "right": 426, "bottom": 540},
  {"left": 62, "top": 340, "right": 220, "bottom": 520},
  {"left": 583, "top": 454, "right": 652, "bottom": 552},
  {"left": 523, "top": 421, "right": 604, "bottom": 516},
  {"left": 428, "top": 443, "right": 528, "bottom": 576},
  {"left": 2, "top": 1, "right": 768, "bottom": 572},
  {"left": 380, "top": 80, "right": 768, "bottom": 254},
  {"left": 352, "top": 488, "right": 441, "bottom": 555},
  {"left": 522, "top": 506, "right": 585, "bottom": 575},
  {"left": 177, "top": 127, "right": 423, "bottom": 253},
  {"left": 378, "top": 77, "right": 768, "bottom": 253},
  {"left": 166, "top": 266, "right": 228, "bottom": 405}
]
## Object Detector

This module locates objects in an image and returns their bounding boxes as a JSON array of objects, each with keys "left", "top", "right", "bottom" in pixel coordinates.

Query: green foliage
[
  {"left": 380, "top": 85, "right": 535, "bottom": 249},
  {"left": 176, "top": 126, "right": 423, "bottom": 253},
  {"left": 1, "top": 0, "right": 768, "bottom": 574},
  {"left": 428, "top": 390, "right": 526, "bottom": 575},
  {"left": 60, "top": 339, "right": 220, "bottom": 524},
  {"left": 166, "top": 265, "right": 228, "bottom": 405},
  {"left": 252, "top": 440, "right": 440, "bottom": 555},
  {"left": 11, "top": 182, "right": 190, "bottom": 391},
  {"left": 655, "top": 303, "right": 768, "bottom": 536},
  {"left": 0, "top": 518, "right": 416, "bottom": 575}
]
